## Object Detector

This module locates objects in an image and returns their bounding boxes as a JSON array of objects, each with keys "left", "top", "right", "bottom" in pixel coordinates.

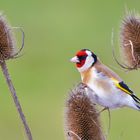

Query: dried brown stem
[{"left": 0, "top": 60, "right": 33, "bottom": 140}]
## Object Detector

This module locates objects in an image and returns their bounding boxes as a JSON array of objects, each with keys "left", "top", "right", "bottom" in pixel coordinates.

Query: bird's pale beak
[{"left": 70, "top": 56, "right": 80, "bottom": 63}]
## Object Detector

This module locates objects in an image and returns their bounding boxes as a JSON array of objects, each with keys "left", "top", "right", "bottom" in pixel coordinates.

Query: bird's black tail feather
[{"left": 131, "top": 94, "right": 140, "bottom": 109}]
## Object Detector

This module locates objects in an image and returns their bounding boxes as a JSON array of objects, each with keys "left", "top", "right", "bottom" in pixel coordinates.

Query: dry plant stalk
[
  {"left": 65, "top": 83, "right": 105, "bottom": 140},
  {"left": 120, "top": 12, "right": 140, "bottom": 70},
  {"left": 0, "top": 14, "right": 33, "bottom": 140}
]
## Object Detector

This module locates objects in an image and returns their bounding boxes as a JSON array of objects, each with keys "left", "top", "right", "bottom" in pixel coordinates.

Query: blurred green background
[{"left": 0, "top": 0, "right": 140, "bottom": 140}]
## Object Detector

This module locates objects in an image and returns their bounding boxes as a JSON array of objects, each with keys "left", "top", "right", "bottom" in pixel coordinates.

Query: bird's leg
[
  {"left": 106, "top": 108, "right": 111, "bottom": 139},
  {"left": 97, "top": 107, "right": 111, "bottom": 139},
  {"left": 81, "top": 82, "right": 88, "bottom": 88},
  {"left": 97, "top": 107, "right": 108, "bottom": 115}
]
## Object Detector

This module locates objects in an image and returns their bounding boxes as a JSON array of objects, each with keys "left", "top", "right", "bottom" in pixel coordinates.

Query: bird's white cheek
[{"left": 77, "top": 56, "right": 94, "bottom": 72}]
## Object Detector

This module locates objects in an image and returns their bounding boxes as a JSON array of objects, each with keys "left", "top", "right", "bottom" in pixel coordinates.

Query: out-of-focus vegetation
[{"left": 0, "top": 0, "right": 140, "bottom": 140}]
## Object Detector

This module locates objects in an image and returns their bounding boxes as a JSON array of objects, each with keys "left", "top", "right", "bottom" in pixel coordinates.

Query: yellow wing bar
[{"left": 111, "top": 78, "right": 133, "bottom": 95}]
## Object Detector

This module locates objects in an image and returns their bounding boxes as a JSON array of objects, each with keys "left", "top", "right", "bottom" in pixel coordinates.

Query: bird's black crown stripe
[
  {"left": 91, "top": 53, "right": 97, "bottom": 66},
  {"left": 78, "top": 55, "right": 87, "bottom": 60},
  {"left": 80, "top": 49, "right": 97, "bottom": 66}
]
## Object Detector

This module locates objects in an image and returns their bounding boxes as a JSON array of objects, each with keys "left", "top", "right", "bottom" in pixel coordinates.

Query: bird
[{"left": 70, "top": 49, "right": 140, "bottom": 111}]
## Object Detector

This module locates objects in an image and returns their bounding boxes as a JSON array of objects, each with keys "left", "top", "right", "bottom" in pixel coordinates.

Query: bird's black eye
[{"left": 78, "top": 55, "right": 87, "bottom": 61}]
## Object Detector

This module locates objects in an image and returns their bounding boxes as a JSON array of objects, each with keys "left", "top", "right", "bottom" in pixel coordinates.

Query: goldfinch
[{"left": 70, "top": 49, "right": 140, "bottom": 110}]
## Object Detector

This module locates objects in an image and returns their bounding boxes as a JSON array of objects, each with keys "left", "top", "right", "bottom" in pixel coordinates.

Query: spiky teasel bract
[
  {"left": 65, "top": 83, "right": 104, "bottom": 140},
  {"left": 0, "top": 14, "right": 17, "bottom": 61},
  {"left": 120, "top": 12, "right": 140, "bottom": 70}
]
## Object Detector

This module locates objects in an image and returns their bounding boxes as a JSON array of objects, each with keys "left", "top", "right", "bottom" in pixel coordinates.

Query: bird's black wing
[{"left": 117, "top": 81, "right": 140, "bottom": 104}]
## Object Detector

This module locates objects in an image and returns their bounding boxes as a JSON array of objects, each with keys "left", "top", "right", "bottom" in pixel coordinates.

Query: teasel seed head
[
  {"left": 120, "top": 12, "right": 140, "bottom": 69},
  {"left": 65, "top": 83, "right": 105, "bottom": 140},
  {"left": 0, "top": 14, "right": 17, "bottom": 61}
]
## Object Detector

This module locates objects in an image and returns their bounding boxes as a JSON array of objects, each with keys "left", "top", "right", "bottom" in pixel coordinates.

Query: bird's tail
[{"left": 131, "top": 94, "right": 140, "bottom": 110}]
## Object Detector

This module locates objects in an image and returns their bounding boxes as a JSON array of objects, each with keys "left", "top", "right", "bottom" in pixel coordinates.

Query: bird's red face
[
  {"left": 70, "top": 49, "right": 97, "bottom": 72},
  {"left": 70, "top": 50, "right": 88, "bottom": 68},
  {"left": 75, "top": 50, "right": 88, "bottom": 68}
]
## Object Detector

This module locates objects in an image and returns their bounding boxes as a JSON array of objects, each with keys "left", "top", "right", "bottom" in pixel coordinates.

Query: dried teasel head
[
  {"left": 65, "top": 83, "right": 105, "bottom": 140},
  {"left": 120, "top": 12, "right": 140, "bottom": 70},
  {"left": 0, "top": 13, "right": 24, "bottom": 62}
]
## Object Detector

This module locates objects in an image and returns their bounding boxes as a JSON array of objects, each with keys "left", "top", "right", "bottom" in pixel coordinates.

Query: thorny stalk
[{"left": 0, "top": 60, "right": 33, "bottom": 140}]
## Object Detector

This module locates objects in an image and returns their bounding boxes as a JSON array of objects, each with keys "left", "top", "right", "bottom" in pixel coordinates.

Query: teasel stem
[{"left": 0, "top": 60, "right": 33, "bottom": 140}]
